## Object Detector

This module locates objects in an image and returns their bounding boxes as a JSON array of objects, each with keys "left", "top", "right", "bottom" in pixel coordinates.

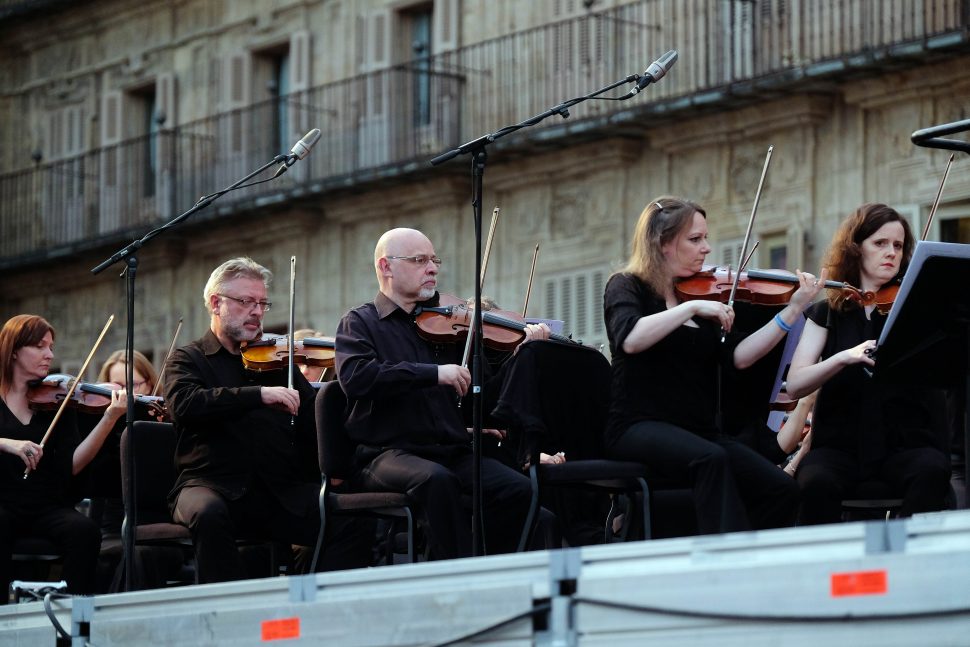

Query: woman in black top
[
  {"left": 786, "top": 204, "right": 950, "bottom": 524},
  {"left": 0, "top": 314, "right": 126, "bottom": 597},
  {"left": 604, "top": 197, "right": 822, "bottom": 534}
]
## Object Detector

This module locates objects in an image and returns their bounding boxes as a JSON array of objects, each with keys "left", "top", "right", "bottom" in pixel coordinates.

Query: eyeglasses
[
  {"left": 217, "top": 294, "right": 273, "bottom": 311},
  {"left": 385, "top": 255, "right": 443, "bottom": 267}
]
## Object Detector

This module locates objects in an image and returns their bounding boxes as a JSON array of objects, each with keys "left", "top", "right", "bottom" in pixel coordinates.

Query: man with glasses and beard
[
  {"left": 164, "top": 257, "right": 370, "bottom": 582},
  {"left": 335, "top": 228, "right": 539, "bottom": 560}
]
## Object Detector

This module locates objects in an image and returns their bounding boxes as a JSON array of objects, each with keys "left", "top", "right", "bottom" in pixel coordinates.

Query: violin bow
[
  {"left": 288, "top": 255, "right": 296, "bottom": 391},
  {"left": 922, "top": 153, "right": 955, "bottom": 241},
  {"left": 152, "top": 317, "right": 182, "bottom": 397},
  {"left": 25, "top": 315, "right": 114, "bottom": 479},
  {"left": 286, "top": 255, "right": 298, "bottom": 426},
  {"left": 723, "top": 145, "right": 773, "bottom": 341},
  {"left": 461, "top": 206, "right": 501, "bottom": 368},
  {"left": 522, "top": 243, "right": 540, "bottom": 317}
]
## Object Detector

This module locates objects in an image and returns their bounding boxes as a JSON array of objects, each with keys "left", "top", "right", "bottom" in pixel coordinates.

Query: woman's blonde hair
[
  {"left": 97, "top": 349, "right": 158, "bottom": 392},
  {"left": 622, "top": 196, "right": 706, "bottom": 295}
]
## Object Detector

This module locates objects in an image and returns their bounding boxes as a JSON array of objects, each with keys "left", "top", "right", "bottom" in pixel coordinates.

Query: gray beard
[{"left": 224, "top": 321, "right": 262, "bottom": 342}]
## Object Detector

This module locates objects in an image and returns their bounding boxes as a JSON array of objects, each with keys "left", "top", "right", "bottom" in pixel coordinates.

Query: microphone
[
  {"left": 273, "top": 128, "right": 321, "bottom": 178},
  {"left": 620, "top": 49, "right": 678, "bottom": 100}
]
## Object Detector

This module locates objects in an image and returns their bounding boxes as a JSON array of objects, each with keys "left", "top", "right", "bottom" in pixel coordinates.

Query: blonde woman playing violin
[{"left": 603, "top": 197, "right": 823, "bottom": 535}]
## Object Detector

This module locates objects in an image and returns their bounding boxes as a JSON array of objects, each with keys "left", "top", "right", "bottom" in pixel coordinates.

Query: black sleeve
[
  {"left": 163, "top": 346, "right": 262, "bottom": 425},
  {"left": 604, "top": 273, "right": 661, "bottom": 353}
]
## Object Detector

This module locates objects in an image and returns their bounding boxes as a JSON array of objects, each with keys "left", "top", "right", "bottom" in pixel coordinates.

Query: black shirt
[
  {"left": 335, "top": 292, "right": 469, "bottom": 450},
  {"left": 162, "top": 330, "right": 318, "bottom": 511},
  {"left": 806, "top": 301, "right": 947, "bottom": 467},
  {"left": 604, "top": 273, "right": 736, "bottom": 444},
  {"left": 0, "top": 401, "right": 79, "bottom": 512}
]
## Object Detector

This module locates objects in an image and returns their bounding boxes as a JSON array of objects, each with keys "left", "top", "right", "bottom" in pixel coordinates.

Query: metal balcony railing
[{"left": 1, "top": 0, "right": 966, "bottom": 264}]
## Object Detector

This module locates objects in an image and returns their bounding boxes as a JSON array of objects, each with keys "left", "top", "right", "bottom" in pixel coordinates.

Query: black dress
[
  {"left": 796, "top": 301, "right": 951, "bottom": 523},
  {"left": 0, "top": 403, "right": 100, "bottom": 597}
]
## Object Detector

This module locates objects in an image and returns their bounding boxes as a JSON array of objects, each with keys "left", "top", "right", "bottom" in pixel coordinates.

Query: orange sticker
[
  {"left": 261, "top": 617, "right": 301, "bottom": 641},
  {"left": 830, "top": 570, "right": 888, "bottom": 597}
]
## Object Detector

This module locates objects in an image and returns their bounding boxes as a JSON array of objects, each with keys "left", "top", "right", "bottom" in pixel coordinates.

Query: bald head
[
  {"left": 374, "top": 227, "right": 439, "bottom": 309},
  {"left": 375, "top": 228, "right": 428, "bottom": 263}
]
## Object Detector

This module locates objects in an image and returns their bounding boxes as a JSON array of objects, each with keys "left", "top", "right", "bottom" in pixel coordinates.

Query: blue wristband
[{"left": 773, "top": 313, "right": 792, "bottom": 333}]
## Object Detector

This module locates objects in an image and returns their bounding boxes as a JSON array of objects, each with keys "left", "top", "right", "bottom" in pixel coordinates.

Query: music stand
[{"left": 874, "top": 241, "right": 970, "bottom": 501}]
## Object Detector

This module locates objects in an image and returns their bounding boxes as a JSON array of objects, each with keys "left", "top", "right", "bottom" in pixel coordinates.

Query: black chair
[
  {"left": 119, "top": 421, "right": 195, "bottom": 586},
  {"left": 121, "top": 421, "right": 289, "bottom": 587},
  {"left": 490, "top": 340, "right": 655, "bottom": 551},
  {"left": 310, "top": 381, "right": 416, "bottom": 571},
  {"left": 841, "top": 479, "right": 904, "bottom": 522}
]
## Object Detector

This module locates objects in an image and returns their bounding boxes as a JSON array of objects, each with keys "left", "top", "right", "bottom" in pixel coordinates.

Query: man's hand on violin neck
[
  {"left": 439, "top": 364, "right": 471, "bottom": 397},
  {"left": 260, "top": 386, "right": 301, "bottom": 415}
]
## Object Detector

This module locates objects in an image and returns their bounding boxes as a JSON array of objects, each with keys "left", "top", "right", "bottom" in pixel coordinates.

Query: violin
[
  {"left": 855, "top": 283, "right": 898, "bottom": 315},
  {"left": 240, "top": 334, "right": 336, "bottom": 372},
  {"left": 414, "top": 293, "right": 577, "bottom": 351},
  {"left": 28, "top": 374, "right": 169, "bottom": 421},
  {"left": 675, "top": 266, "right": 862, "bottom": 306}
]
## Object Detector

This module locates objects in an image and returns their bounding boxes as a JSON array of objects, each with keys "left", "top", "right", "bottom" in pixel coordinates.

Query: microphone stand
[
  {"left": 429, "top": 71, "right": 645, "bottom": 556},
  {"left": 92, "top": 152, "right": 289, "bottom": 591}
]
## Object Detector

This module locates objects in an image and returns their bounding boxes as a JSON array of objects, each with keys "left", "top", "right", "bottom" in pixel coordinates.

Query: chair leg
[
  {"left": 516, "top": 465, "right": 541, "bottom": 553},
  {"left": 638, "top": 478, "right": 652, "bottom": 540},
  {"left": 404, "top": 508, "right": 415, "bottom": 563},
  {"left": 310, "top": 483, "right": 328, "bottom": 574}
]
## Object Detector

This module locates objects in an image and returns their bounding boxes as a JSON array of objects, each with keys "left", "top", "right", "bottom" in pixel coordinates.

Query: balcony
[{"left": 1, "top": 0, "right": 967, "bottom": 268}]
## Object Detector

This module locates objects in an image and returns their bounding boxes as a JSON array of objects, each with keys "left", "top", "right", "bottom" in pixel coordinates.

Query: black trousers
[
  {"left": 796, "top": 446, "right": 951, "bottom": 525},
  {"left": 356, "top": 445, "right": 532, "bottom": 559},
  {"left": 609, "top": 421, "right": 799, "bottom": 534},
  {"left": 0, "top": 503, "right": 101, "bottom": 598},
  {"left": 173, "top": 479, "right": 372, "bottom": 584}
]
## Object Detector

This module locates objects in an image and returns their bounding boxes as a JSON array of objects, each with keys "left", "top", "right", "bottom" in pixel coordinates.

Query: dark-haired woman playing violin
[
  {"left": 786, "top": 204, "right": 950, "bottom": 524},
  {"left": 604, "top": 197, "right": 824, "bottom": 534},
  {"left": 0, "top": 315, "right": 127, "bottom": 598}
]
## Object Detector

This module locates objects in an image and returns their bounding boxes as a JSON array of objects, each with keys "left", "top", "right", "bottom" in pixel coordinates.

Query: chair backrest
[
  {"left": 314, "top": 381, "right": 357, "bottom": 481},
  {"left": 120, "top": 421, "right": 178, "bottom": 524},
  {"left": 492, "top": 340, "right": 611, "bottom": 462}
]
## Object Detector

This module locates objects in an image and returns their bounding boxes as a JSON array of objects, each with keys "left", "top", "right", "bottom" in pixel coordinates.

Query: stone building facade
[{"left": 0, "top": 0, "right": 967, "bottom": 371}]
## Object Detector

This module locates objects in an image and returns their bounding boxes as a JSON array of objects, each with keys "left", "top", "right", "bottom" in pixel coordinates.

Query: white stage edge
[{"left": 2, "top": 510, "right": 970, "bottom": 646}]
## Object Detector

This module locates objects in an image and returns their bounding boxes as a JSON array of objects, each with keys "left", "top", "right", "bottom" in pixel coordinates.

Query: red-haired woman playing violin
[
  {"left": 603, "top": 197, "right": 824, "bottom": 534},
  {"left": 786, "top": 204, "right": 950, "bottom": 524},
  {"left": 0, "top": 314, "right": 126, "bottom": 598}
]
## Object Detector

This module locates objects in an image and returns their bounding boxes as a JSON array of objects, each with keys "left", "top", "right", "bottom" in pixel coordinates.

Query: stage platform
[{"left": 3, "top": 510, "right": 970, "bottom": 646}]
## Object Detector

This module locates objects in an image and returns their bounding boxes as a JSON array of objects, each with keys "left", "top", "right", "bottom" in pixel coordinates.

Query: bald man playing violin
[
  {"left": 335, "top": 228, "right": 546, "bottom": 559},
  {"left": 163, "top": 257, "right": 371, "bottom": 583}
]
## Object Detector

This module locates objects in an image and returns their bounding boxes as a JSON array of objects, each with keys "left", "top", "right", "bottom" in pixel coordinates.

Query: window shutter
[
  {"left": 65, "top": 106, "right": 84, "bottom": 157},
  {"left": 432, "top": 0, "right": 460, "bottom": 52},
  {"left": 155, "top": 73, "right": 176, "bottom": 216},
  {"left": 359, "top": 10, "right": 391, "bottom": 167},
  {"left": 718, "top": 238, "right": 745, "bottom": 268},
  {"left": 222, "top": 52, "right": 251, "bottom": 155},
  {"left": 99, "top": 90, "right": 123, "bottom": 232},
  {"left": 288, "top": 30, "right": 311, "bottom": 142},
  {"left": 156, "top": 72, "right": 176, "bottom": 128},
  {"left": 542, "top": 266, "right": 609, "bottom": 352}
]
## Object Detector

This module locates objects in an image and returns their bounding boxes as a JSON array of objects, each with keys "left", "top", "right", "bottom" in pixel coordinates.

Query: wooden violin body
[
  {"left": 676, "top": 266, "right": 863, "bottom": 307},
  {"left": 414, "top": 293, "right": 577, "bottom": 351},
  {"left": 240, "top": 334, "right": 336, "bottom": 372},
  {"left": 28, "top": 374, "right": 169, "bottom": 421}
]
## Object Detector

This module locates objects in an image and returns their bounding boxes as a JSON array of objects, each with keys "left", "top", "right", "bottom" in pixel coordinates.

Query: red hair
[{"left": 0, "top": 314, "right": 55, "bottom": 395}]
